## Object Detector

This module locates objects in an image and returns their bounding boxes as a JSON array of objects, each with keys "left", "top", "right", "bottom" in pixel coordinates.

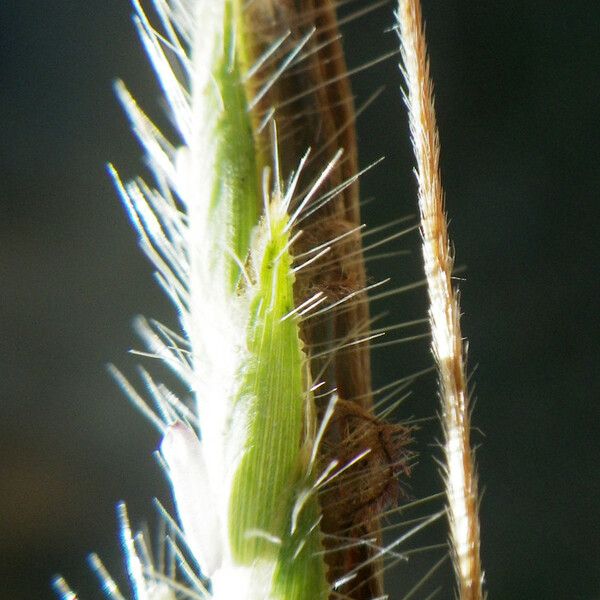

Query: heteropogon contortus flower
[{"left": 53, "top": 1, "right": 484, "bottom": 599}]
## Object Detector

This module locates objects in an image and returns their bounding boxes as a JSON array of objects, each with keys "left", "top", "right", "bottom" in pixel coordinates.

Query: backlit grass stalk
[
  {"left": 102, "top": 1, "right": 332, "bottom": 598},
  {"left": 398, "top": 0, "right": 485, "bottom": 597}
]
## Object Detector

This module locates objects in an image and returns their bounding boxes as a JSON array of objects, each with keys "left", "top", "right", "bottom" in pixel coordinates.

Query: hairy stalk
[
  {"left": 397, "top": 0, "right": 484, "bottom": 597},
  {"left": 94, "top": 1, "right": 333, "bottom": 597}
]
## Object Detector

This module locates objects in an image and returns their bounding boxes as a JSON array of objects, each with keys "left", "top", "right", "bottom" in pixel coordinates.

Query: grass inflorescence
[{"left": 53, "top": 1, "right": 484, "bottom": 599}]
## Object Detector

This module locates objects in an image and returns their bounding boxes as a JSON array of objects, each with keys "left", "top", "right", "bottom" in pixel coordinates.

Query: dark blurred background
[{"left": 1, "top": 1, "right": 599, "bottom": 598}]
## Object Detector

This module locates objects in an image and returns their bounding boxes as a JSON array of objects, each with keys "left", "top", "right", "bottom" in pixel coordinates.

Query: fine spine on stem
[{"left": 397, "top": 0, "right": 485, "bottom": 598}]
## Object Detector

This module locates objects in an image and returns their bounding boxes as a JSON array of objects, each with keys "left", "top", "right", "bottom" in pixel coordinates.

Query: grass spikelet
[{"left": 397, "top": 0, "right": 485, "bottom": 597}]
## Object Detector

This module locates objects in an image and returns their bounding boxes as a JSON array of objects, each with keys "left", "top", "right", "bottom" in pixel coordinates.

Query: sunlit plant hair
[{"left": 53, "top": 1, "right": 484, "bottom": 599}]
